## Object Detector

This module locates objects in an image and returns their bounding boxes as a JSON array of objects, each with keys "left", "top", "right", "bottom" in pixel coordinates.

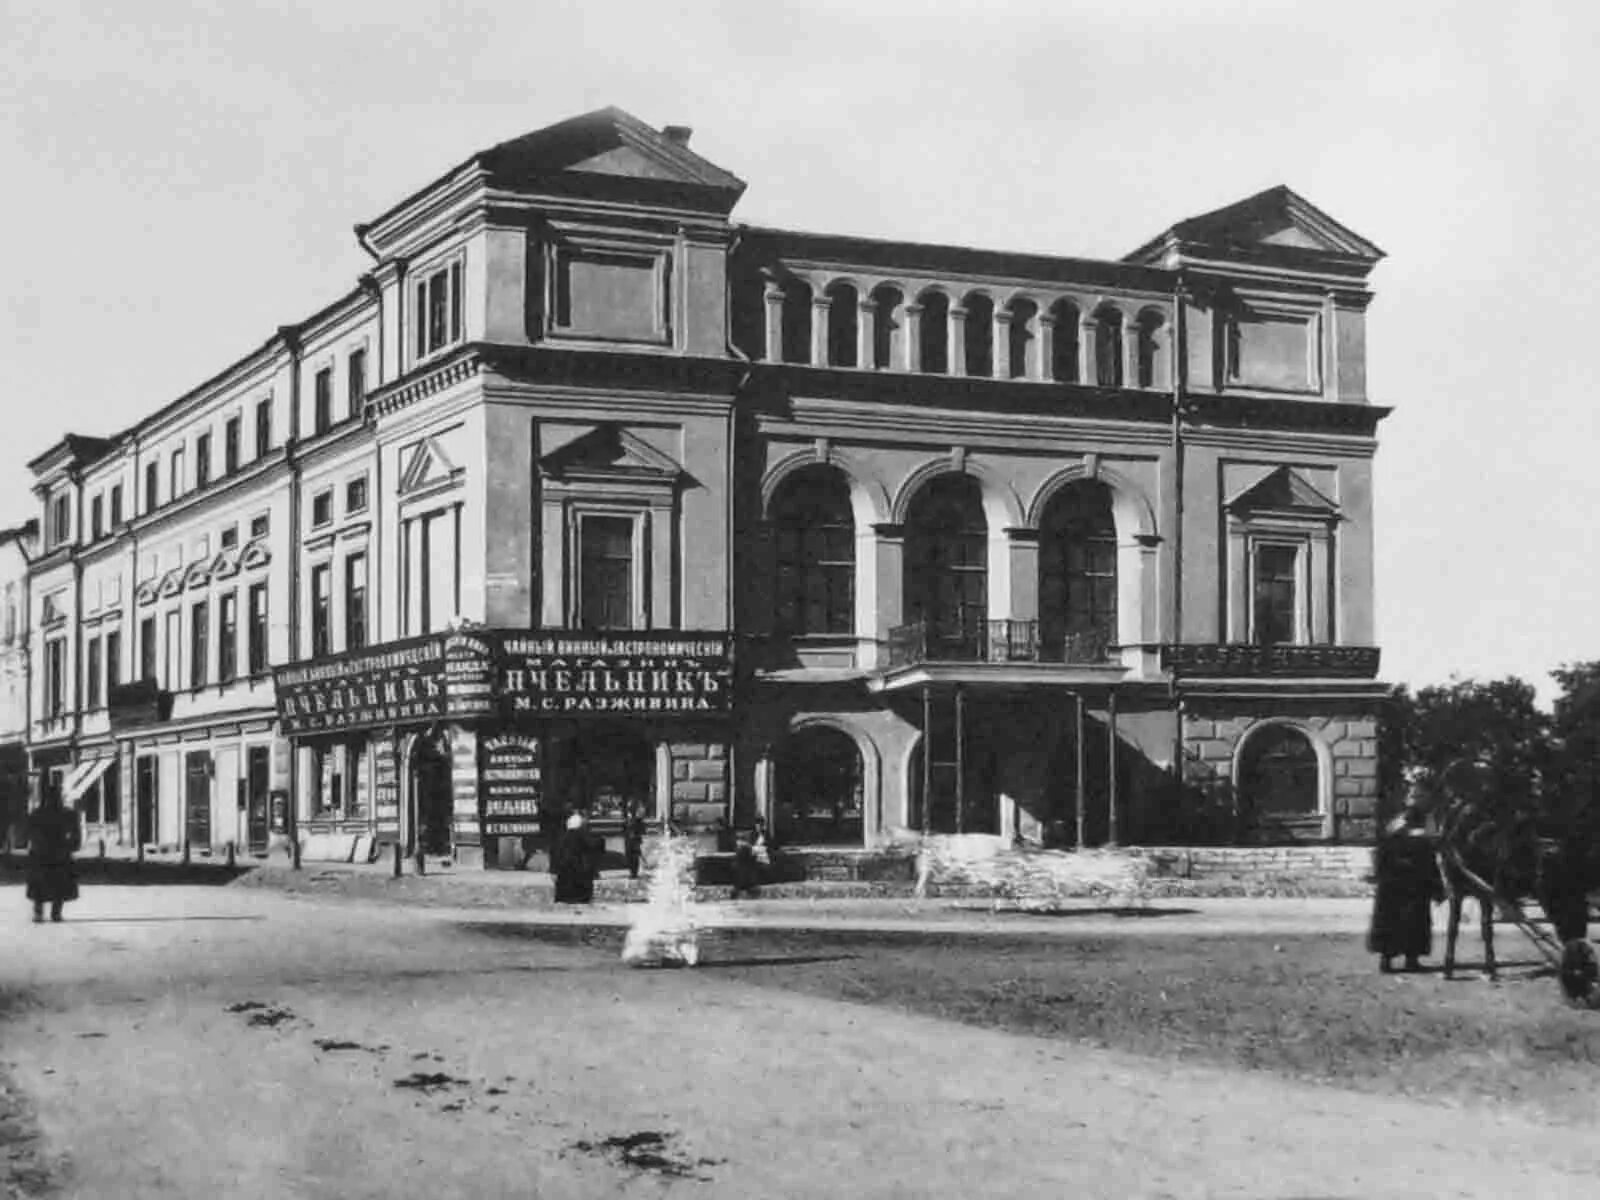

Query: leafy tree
[
  {"left": 1549, "top": 660, "right": 1600, "bottom": 835},
  {"left": 1389, "top": 677, "right": 1550, "bottom": 817}
]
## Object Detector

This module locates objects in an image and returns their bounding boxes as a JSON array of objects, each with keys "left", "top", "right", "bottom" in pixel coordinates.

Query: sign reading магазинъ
[
  {"left": 498, "top": 632, "right": 733, "bottom": 716},
  {"left": 273, "top": 637, "right": 451, "bottom": 735}
]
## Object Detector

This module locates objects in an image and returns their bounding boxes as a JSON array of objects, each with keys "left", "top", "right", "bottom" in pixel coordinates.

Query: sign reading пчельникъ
[
  {"left": 272, "top": 630, "right": 733, "bottom": 735},
  {"left": 496, "top": 632, "right": 732, "bottom": 716}
]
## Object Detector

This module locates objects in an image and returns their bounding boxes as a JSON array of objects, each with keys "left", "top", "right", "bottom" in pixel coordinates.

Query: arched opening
[
  {"left": 776, "top": 726, "right": 864, "bottom": 845},
  {"left": 826, "top": 283, "right": 859, "bottom": 368},
  {"left": 1007, "top": 298, "right": 1038, "bottom": 379},
  {"left": 903, "top": 474, "right": 988, "bottom": 659},
  {"left": 409, "top": 732, "right": 453, "bottom": 857},
  {"left": 1048, "top": 299, "right": 1080, "bottom": 382},
  {"left": 770, "top": 464, "right": 855, "bottom": 636},
  {"left": 1038, "top": 481, "right": 1117, "bottom": 661},
  {"left": 963, "top": 292, "right": 995, "bottom": 377},
  {"left": 1239, "top": 725, "right": 1320, "bottom": 819},
  {"left": 917, "top": 290, "right": 950, "bottom": 375},
  {"left": 1093, "top": 306, "right": 1124, "bottom": 387},
  {"left": 549, "top": 723, "right": 655, "bottom": 827},
  {"left": 780, "top": 279, "right": 813, "bottom": 365},
  {"left": 1136, "top": 311, "right": 1164, "bottom": 388},
  {"left": 871, "top": 285, "right": 903, "bottom": 369}
]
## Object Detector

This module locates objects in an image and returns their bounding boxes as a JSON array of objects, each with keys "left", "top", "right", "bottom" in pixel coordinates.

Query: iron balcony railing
[{"left": 885, "top": 619, "right": 1114, "bottom": 669}]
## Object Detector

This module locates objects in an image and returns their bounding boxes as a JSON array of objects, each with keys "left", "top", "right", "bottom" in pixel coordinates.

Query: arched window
[
  {"left": 1038, "top": 482, "right": 1117, "bottom": 661},
  {"left": 771, "top": 465, "right": 855, "bottom": 636},
  {"left": 1007, "top": 299, "right": 1038, "bottom": 379},
  {"left": 871, "top": 285, "right": 903, "bottom": 369},
  {"left": 780, "top": 279, "right": 813, "bottom": 365},
  {"left": 826, "top": 283, "right": 859, "bottom": 368},
  {"left": 1093, "top": 306, "right": 1124, "bottom": 387},
  {"left": 776, "top": 727, "right": 864, "bottom": 845},
  {"left": 903, "top": 474, "right": 987, "bottom": 658},
  {"left": 1136, "top": 311, "right": 1164, "bottom": 388},
  {"left": 917, "top": 290, "right": 950, "bottom": 374},
  {"left": 1049, "top": 299, "right": 1080, "bottom": 382},
  {"left": 962, "top": 293, "right": 994, "bottom": 377},
  {"left": 1240, "top": 725, "right": 1319, "bottom": 817}
]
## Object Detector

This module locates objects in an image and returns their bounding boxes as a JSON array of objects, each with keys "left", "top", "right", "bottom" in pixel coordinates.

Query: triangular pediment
[
  {"left": 539, "top": 424, "right": 682, "bottom": 481},
  {"left": 1125, "top": 185, "right": 1383, "bottom": 267},
  {"left": 1226, "top": 466, "right": 1339, "bottom": 515},
  {"left": 398, "top": 437, "right": 461, "bottom": 496}
]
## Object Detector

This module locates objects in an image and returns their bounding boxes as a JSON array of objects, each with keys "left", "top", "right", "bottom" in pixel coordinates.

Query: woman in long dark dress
[
  {"left": 552, "top": 813, "right": 599, "bottom": 904},
  {"left": 1368, "top": 806, "right": 1442, "bottom": 972},
  {"left": 26, "top": 791, "right": 82, "bottom": 923}
]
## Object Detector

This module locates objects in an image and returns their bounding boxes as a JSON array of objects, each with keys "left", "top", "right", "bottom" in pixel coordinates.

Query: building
[
  {"left": 1, "top": 520, "right": 37, "bottom": 847},
  {"left": 21, "top": 107, "right": 1389, "bottom": 866}
]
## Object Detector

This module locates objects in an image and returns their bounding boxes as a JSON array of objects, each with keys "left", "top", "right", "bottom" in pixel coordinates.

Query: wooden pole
[
  {"left": 1107, "top": 689, "right": 1120, "bottom": 847},
  {"left": 921, "top": 685, "right": 933, "bottom": 837},
  {"left": 954, "top": 685, "right": 966, "bottom": 835},
  {"left": 1074, "top": 692, "right": 1086, "bottom": 849}
]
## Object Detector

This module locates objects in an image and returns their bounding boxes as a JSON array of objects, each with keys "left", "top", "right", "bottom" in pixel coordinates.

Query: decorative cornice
[{"left": 367, "top": 348, "right": 487, "bottom": 419}]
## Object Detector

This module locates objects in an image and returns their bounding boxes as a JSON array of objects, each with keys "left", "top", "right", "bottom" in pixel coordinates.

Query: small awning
[{"left": 61, "top": 755, "right": 115, "bottom": 806}]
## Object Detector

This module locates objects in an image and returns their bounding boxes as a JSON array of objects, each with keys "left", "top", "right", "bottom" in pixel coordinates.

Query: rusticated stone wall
[{"left": 669, "top": 739, "right": 727, "bottom": 830}]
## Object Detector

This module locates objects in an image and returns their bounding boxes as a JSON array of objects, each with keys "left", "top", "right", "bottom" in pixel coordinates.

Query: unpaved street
[{"left": 4, "top": 885, "right": 1599, "bottom": 1199}]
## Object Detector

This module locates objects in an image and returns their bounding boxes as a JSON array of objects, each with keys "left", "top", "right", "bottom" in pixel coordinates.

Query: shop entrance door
[
  {"left": 136, "top": 756, "right": 158, "bottom": 846},
  {"left": 186, "top": 751, "right": 212, "bottom": 851},
  {"left": 245, "top": 746, "right": 270, "bottom": 853},
  {"left": 411, "top": 735, "right": 453, "bottom": 856}
]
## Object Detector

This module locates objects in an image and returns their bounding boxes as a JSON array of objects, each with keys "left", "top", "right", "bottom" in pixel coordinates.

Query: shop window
[{"left": 771, "top": 465, "right": 854, "bottom": 636}]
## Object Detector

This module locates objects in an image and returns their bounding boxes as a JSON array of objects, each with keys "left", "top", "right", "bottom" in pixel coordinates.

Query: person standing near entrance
[
  {"left": 623, "top": 808, "right": 647, "bottom": 880},
  {"left": 552, "top": 812, "right": 600, "bottom": 904},
  {"left": 26, "top": 790, "right": 82, "bottom": 923},
  {"left": 1367, "top": 802, "right": 1442, "bottom": 973}
]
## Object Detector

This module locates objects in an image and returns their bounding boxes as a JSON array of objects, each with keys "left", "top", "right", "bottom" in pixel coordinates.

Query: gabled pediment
[
  {"left": 398, "top": 436, "right": 462, "bottom": 497},
  {"left": 539, "top": 424, "right": 683, "bottom": 482},
  {"left": 1126, "top": 185, "right": 1384, "bottom": 267},
  {"left": 1226, "top": 466, "right": 1340, "bottom": 516}
]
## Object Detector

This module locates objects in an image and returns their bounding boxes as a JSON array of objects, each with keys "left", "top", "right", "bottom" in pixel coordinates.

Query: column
[
  {"left": 1124, "top": 319, "right": 1141, "bottom": 389},
  {"left": 870, "top": 523, "right": 905, "bottom": 664},
  {"left": 763, "top": 281, "right": 784, "bottom": 362},
  {"left": 948, "top": 306, "right": 968, "bottom": 376},
  {"left": 1309, "top": 527, "right": 1333, "bottom": 642},
  {"left": 1004, "top": 528, "right": 1040, "bottom": 629},
  {"left": 1226, "top": 527, "right": 1249, "bottom": 642},
  {"left": 857, "top": 298, "right": 878, "bottom": 370},
  {"left": 1036, "top": 314, "right": 1055, "bottom": 382},
  {"left": 810, "top": 295, "right": 832, "bottom": 367},
  {"left": 1079, "top": 319, "right": 1098, "bottom": 386},
  {"left": 1106, "top": 690, "right": 1120, "bottom": 846},
  {"left": 903, "top": 305, "right": 923, "bottom": 372},
  {"left": 992, "top": 310, "right": 1013, "bottom": 380}
]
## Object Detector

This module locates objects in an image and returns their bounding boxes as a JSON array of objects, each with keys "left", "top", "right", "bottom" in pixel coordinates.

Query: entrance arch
[
  {"left": 409, "top": 732, "right": 453, "bottom": 856},
  {"left": 776, "top": 725, "right": 864, "bottom": 845},
  {"left": 1236, "top": 723, "right": 1324, "bottom": 826}
]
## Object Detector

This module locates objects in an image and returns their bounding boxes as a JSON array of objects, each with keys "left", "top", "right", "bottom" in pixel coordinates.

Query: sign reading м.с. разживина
[{"left": 273, "top": 630, "right": 732, "bottom": 735}]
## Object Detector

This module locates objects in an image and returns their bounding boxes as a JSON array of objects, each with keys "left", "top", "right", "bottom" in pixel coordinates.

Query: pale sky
[{"left": 3, "top": 0, "right": 1594, "bottom": 704}]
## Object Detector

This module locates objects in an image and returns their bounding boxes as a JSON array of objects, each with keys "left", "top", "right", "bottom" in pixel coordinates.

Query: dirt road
[{"left": 3, "top": 885, "right": 1597, "bottom": 1199}]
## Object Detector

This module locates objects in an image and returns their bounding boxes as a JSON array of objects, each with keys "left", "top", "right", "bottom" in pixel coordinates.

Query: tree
[
  {"left": 1549, "top": 660, "right": 1600, "bottom": 836},
  {"left": 1388, "top": 677, "right": 1550, "bottom": 818}
]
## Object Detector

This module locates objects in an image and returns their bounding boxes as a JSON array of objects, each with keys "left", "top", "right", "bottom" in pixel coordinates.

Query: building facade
[
  {"left": 1, "top": 520, "right": 37, "bottom": 847},
  {"left": 20, "top": 107, "right": 1389, "bottom": 865}
]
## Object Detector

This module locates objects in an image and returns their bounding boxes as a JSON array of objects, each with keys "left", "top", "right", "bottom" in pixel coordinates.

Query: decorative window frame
[
  {"left": 566, "top": 503, "right": 651, "bottom": 631},
  {"left": 410, "top": 251, "right": 466, "bottom": 369},
  {"left": 540, "top": 222, "right": 675, "bottom": 348},
  {"left": 1220, "top": 293, "right": 1326, "bottom": 396},
  {"left": 1224, "top": 480, "right": 1339, "bottom": 646}
]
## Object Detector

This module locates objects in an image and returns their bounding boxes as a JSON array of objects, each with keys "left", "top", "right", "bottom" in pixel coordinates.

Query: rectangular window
[
  {"left": 220, "top": 525, "right": 238, "bottom": 550},
  {"left": 106, "top": 630, "right": 121, "bottom": 692},
  {"left": 346, "top": 476, "right": 368, "bottom": 515},
  {"left": 90, "top": 495, "right": 104, "bottom": 541},
  {"left": 312, "top": 490, "right": 333, "bottom": 528},
  {"left": 86, "top": 636, "right": 102, "bottom": 708},
  {"left": 224, "top": 415, "right": 241, "bottom": 474},
  {"left": 218, "top": 591, "right": 238, "bottom": 684},
  {"left": 170, "top": 448, "right": 185, "bottom": 499},
  {"left": 1253, "top": 544, "right": 1301, "bottom": 646},
  {"left": 401, "top": 509, "right": 459, "bottom": 636},
  {"left": 195, "top": 433, "right": 212, "bottom": 488},
  {"left": 255, "top": 397, "right": 273, "bottom": 459},
  {"left": 414, "top": 261, "right": 463, "bottom": 360},
  {"left": 247, "top": 582, "right": 268, "bottom": 675},
  {"left": 311, "top": 564, "right": 332, "bottom": 657},
  {"left": 345, "top": 553, "right": 367, "bottom": 650},
  {"left": 45, "top": 639, "right": 66, "bottom": 716},
  {"left": 579, "top": 515, "right": 635, "bottom": 631},
  {"left": 314, "top": 366, "right": 333, "bottom": 435},
  {"left": 49, "top": 494, "right": 70, "bottom": 548},
  {"left": 347, "top": 348, "right": 367, "bottom": 418},
  {"left": 83, "top": 777, "right": 102, "bottom": 826},
  {"left": 110, "top": 484, "right": 123, "bottom": 528},
  {"left": 139, "top": 616, "right": 157, "bottom": 683},
  {"left": 190, "top": 600, "right": 209, "bottom": 689},
  {"left": 144, "top": 461, "right": 159, "bottom": 513},
  {"left": 164, "top": 610, "right": 180, "bottom": 691},
  {"left": 101, "top": 765, "right": 120, "bottom": 826},
  {"left": 250, "top": 513, "right": 270, "bottom": 540}
]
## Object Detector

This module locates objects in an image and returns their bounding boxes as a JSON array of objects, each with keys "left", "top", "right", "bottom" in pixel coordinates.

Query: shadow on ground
[{"left": 0, "top": 856, "right": 254, "bottom": 888}]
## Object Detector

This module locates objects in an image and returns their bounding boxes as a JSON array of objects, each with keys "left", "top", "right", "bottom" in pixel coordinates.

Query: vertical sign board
[
  {"left": 480, "top": 734, "right": 542, "bottom": 836},
  {"left": 372, "top": 732, "right": 400, "bottom": 828}
]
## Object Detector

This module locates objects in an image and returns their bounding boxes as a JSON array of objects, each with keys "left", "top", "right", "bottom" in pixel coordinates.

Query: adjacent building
[
  {"left": 20, "top": 107, "right": 1390, "bottom": 866},
  {"left": 1, "top": 520, "right": 37, "bottom": 848}
]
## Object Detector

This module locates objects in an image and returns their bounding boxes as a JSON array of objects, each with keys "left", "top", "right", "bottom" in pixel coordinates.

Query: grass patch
[{"left": 482, "top": 923, "right": 1600, "bottom": 1124}]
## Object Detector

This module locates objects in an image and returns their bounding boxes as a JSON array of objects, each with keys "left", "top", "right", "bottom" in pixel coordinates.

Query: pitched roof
[
  {"left": 1225, "top": 465, "right": 1340, "bottom": 515},
  {"left": 1125, "top": 185, "right": 1384, "bottom": 268}
]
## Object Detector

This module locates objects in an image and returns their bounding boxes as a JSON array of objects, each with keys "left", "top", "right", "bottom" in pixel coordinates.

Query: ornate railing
[
  {"left": 885, "top": 620, "right": 1114, "bottom": 669},
  {"left": 1160, "top": 643, "right": 1382, "bottom": 679}
]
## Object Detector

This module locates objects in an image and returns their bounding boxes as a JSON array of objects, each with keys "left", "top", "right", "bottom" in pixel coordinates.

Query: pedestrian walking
[
  {"left": 26, "top": 790, "right": 82, "bottom": 924},
  {"left": 1367, "top": 803, "right": 1442, "bottom": 973},
  {"left": 623, "top": 809, "right": 647, "bottom": 880}
]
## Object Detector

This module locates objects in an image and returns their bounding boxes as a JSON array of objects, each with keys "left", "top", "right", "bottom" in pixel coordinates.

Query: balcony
[
  {"left": 1160, "top": 643, "right": 1382, "bottom": 679},
  {"left": 885, "top": 620, "right": 1114, "bottom": 669}
]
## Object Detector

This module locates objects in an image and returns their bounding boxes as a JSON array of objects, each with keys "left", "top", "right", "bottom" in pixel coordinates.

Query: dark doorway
[
  {"left": 1239, "top": 725, "right": 1320, "bottom": 821},
  {"left": 136, "top": 755, "right": 158, "bottom": 846},
  {"left": 908, "top": 693, "right": 999, "bottom": 836},
  {"left": 776, "top": 727, "right": 864, "bottom": 845},
  {"left": 185, "top": 751, "right": 212, "bottom": 850},
  {"left": 411, "top": 734, "right": 453, "bottom": 856},
  {"left": 548, "top": 724, "right": 654, "bottom": 828},
  {"left": 246, "top": 746, "right": 270, "bottom": 853}
]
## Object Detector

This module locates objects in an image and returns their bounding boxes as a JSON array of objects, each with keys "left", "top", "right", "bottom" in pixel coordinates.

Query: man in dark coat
[
  {"left": 623, "top": 809, "right": 647, "bottom": 881},
  {"left": 551, "top": 812, "right": 599, "bottom": 904},
  {"left": 26, "top": 791, "right": 82, "bottom": 923},
  {"left": 1368, "top": 805, "right": 1443, "bottom": 972}
]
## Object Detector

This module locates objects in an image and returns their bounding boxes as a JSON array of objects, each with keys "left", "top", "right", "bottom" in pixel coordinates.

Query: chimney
[{"left": 661, "top": 125, "right": 693, "bottom": 148}]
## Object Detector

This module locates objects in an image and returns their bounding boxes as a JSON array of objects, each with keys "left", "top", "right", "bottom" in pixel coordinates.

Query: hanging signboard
[
  {"left": 274, "top": 637, "right": 452, "bottom": 735},
  {"left": 496, "top": 632, "right": 733, "bottom": 717},
  {"left": 479, "top": 734, "right": 542, "bottom": 836}
]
